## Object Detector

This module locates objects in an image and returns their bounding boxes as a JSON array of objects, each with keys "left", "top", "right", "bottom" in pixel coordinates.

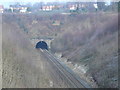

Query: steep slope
[
  {"left": 50, "top": 13, "right": 118, "bottom": 88},
  {"left": 2, "top": 14, "right": 52, "bottom": 88},
  {"left": 2, "top": 13, "right": 118, "bottom": 88}
]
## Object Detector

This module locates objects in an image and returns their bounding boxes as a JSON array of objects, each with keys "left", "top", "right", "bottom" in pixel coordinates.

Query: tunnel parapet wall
[{"left": 30, "top": 39, "right": 53, "bottom": 49}]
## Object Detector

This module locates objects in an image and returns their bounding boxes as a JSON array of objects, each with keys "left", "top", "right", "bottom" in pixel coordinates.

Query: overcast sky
[
  {"left": 0, "top": 0, "right": 91, "bottom": 8},
  {"left": 0, "top": 0, "right": 114, "bottom": 8}
]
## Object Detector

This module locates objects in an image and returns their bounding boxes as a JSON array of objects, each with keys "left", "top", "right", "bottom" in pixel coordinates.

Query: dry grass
[
  {"left": 2, "top": 12, "right": 118, "bottom": 88},
  {"left": 2, "top": 16, "right": 52, "bottom": 88},
  {"left": 50, "top": 13, "right": 118, "bottom": 88},
  {"left": 2, "top": 13, "right": 75, "bottom": 88}
]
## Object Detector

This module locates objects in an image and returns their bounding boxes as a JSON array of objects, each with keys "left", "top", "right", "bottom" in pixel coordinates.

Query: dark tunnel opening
[{"left": 36, "top": 41, "right": 48, "bottom": 50}]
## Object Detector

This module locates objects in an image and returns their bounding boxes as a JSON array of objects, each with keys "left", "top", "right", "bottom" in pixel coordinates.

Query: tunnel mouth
[{"left": 36, "top": 41, "right": 48, "bottom": 50}]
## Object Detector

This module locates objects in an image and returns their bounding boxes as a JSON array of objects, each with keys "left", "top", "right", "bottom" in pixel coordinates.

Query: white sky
[
  {"left": 0, "top": 0, "right": 118, "bottom": 8},
  {"left": 1, "top": 0, "right": 117, "bottom": 2}
]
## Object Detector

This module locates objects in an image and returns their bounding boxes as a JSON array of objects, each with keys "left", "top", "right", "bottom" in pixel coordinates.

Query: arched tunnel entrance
[{"left": 36, "top": 41, "right": 48, "bottom": 50}]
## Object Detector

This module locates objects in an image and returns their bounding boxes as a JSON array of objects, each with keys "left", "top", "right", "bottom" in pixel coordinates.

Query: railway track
[{"left": 41, "top": 49, "right": 91, "bottom": 88}]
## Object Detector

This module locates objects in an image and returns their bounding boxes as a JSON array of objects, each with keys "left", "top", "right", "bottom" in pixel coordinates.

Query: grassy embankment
[
  {"left": 3, "top": 13, "right": 118, "bottom": 88},
  {"left": 2, "top": 14, "right": 53, "bottom": 88},
  {"left": 50, "top": 13, "right": 118, "bottom": 88}
]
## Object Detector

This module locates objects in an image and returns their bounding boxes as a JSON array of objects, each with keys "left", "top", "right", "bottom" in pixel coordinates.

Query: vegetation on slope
[
  {"left": 50, "top": 13, "right": 118, "bottom": 88},
  {"left": 5, "top": 14, "right": 65, "bottom": 39},
  {"left": 2, "top": 12, "right": 118, "bottom": 88},
  {"left": 2, "top": 15, "right": 51, "bottom": 88}
]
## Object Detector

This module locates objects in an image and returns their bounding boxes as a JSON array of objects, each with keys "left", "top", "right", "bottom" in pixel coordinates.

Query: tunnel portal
[{"left": 36, "top": 41, "right": 48, "bottom": 50}]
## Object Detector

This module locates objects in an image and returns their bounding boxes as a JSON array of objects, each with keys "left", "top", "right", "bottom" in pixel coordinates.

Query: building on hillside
[
  {"left": 93, "top": 4, "right": 98, "bottom": 9},
  {"left": 67, "top": 2, "right": 88, "bottom": 12},
  {"left": 9, "top": 5, "right": 28, "bottom": 13},
  {"left": 0, "top": 5, "right": 4, "bottom": 13},
  {"left": 42, "top": 5, "right": 55, "bottom": 11},
  {"left": 20, "top": 7, "right": 28, "bottom": 13},
  {"left": 10, "top": 5, "right": 20, "bottom": 12},
  {"left": 69, "top": 4, "right": 77, "bottom": 11}
]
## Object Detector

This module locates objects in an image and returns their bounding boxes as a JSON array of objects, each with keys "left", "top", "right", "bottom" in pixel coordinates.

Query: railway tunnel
[
  {"left": 36, "top": 41, "right": 48, "bottom": 50},
  {"left": 30, "top": 38, "right": 53, "bottom": 50}
]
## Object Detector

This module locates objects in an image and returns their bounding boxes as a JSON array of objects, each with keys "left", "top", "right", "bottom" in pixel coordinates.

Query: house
[
  {"left": 67, "top": 2, "right": 88, "bottom": 12},
  {"left": 9, "top": 5, "right": 20, "bottom": 12},
  {"left": 42, "top": 5, "right": 54, "bottom": 11},
  {"left": 69, "top": 4, "right": 77, "bottom": 11},
  {"left": 0, "top": 5, "right": 4, "bottom": 13},
  {"left": 93, "top": 4, "right": 98, "bottom": 9},
  {"left": 20, "top": 7, "right": 28, "bottom": 13},
  {"left": 9, "top": 5, "right": 28, "bottom": 13}
]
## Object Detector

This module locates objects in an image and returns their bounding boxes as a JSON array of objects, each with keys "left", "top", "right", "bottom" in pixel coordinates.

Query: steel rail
[
  {"left": 40, "top": 49, "right": 91, "bottom": 89},
  {"left": 42, "top": 50, "right": 78, "bottom": 88}
]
